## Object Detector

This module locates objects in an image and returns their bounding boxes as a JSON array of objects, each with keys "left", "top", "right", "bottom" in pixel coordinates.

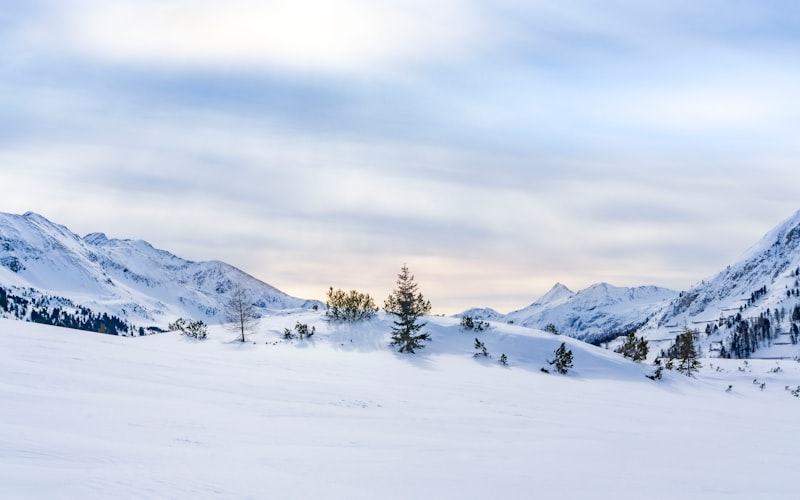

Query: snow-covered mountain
[
  {"left": 506, "top": 282, "right": 677, "bottom": 344},
  {"left": 459, "top": 282, "right": 677, "bottom": 344},
  {"left": 641, "top": 209, "right": 800, "bottom": 359},
  {"left": 0, "top": 211, "right": 319, "bottom": 327}
]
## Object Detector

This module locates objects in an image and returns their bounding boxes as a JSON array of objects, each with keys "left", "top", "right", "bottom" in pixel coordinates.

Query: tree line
[{"left": 0, "top": 285, "right": 143, "bottom": 336}]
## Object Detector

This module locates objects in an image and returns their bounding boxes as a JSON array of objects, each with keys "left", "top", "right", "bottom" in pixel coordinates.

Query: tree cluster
[
  {"left": 284, "top": 321, "right": 316, "bottom": 340},
  {"left": 544, "top": 323, "right": 560, "bottom": 335},
  {"left": 668, "top": 328, "right": 701, "bottom": 377},
  {"left": 1, "top": 285, "right": 142, "bottom": 336},
  {"left": 325, "top": 287, "right": 378, "bottom": 323},
  {"left": 616, "top": 332, "right": 649, "bottom": 362},
  {"left": 460, "top": 315, "right": 489, "bottom": 331},
  {"left": 169, "top": 318, "right": 208, "bottom": 339}
]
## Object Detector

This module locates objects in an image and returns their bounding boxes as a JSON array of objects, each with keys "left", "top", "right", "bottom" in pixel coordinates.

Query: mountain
[
  {"left": 0, "top": 211, "right": 319, "bottom": 328},
  {"left": 458, "top": 282, "right": 677, "bottom": 344},
  {"left": 505, "top": 282, "right": 576, "bottom": 320},
  {"left": 641, "top": 209, "right": 800, "bottom": 359},
  {"left": 457, "top": 307, "right": 505, "bottom": 322},
  {"left": 505, "top": 282, "right": 677, "bottom": 344}
]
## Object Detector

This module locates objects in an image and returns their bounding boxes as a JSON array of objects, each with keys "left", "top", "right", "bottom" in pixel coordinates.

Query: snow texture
[{"left": 1, "top": 315, "right": 798, "bottom": 499}]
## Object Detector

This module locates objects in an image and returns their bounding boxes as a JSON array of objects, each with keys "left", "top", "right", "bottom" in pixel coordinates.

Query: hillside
[
  {"left": 0, "top": 211, "right": 318, "bottom": 327},
  {"left": 641, "top": 209, "right": 800, "bottom": 360},
  {"left": 2, "top": 315, "right": 798, "bottom": 499}
]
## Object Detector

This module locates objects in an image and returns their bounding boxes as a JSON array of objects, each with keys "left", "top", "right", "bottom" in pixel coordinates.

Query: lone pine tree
[
  {"left": 675, "top": 327, "right": 702, "bottom": 377},
  {"left": 384, "top": 264, "right": 431, "bottom": 354},
  {"left": 548, "top": 342, "right": 574, "bottom": 375}
]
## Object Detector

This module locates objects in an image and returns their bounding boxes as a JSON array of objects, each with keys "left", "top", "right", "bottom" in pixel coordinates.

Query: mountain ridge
[{"left": 0, "top": 211, "right": 319, "bottom": 326}]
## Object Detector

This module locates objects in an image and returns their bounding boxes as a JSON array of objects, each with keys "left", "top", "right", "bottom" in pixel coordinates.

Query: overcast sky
[{"left": 2, "top": 1, "right": 800, "bottom": 314}]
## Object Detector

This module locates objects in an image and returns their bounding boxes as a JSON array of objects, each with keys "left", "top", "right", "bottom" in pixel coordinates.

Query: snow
[
  {"left": 642, "top": 208, "right": 800, "bottom": 360},
  {"left": 2, "top": 315, "right": 798, "bottom": 499},
  {"left": 0, "top": 211, "right": 319, "bottom": 326},
  {"left": 480, "top": 282, "right": 677, "bottom": 343}
]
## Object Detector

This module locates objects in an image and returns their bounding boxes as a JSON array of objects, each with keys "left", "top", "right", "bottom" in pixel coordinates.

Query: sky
[{"left": 2, "top": 1, "right": 800, "bottom": 314}]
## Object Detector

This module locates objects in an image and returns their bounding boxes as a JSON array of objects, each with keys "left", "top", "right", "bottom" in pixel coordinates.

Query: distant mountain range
[
  {"left": 459, "top": 282, "right": 677, "bottom": 344},
  {"left": 0, "top": 211, "right": 319, "bottom": 331},
  {"left": 4, "top": 209, "right": 800, "bottom": 359},
  {"left": 460, "top": 210, "right": 800, "bottom": 359}
]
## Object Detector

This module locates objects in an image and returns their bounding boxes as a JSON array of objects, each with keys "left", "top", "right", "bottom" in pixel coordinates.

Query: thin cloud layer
[
  {"left": 2, "top": 1, "right": 800, "bottom": 313},
  {"left": 33, "top": 0, "right": 483, "bottom": 74}
]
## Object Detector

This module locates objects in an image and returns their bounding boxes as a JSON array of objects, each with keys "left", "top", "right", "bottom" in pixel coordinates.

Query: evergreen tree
[
  {"left": 617, "top": 332, "right": 649, "bottom": 362},
  {"left": 384, "top": 264, "right": 431, "bottom": 354},
  {"left": 499, "top": 353, "right": 508, "bottom": 365},
  {"left": 544, "top": 323, "right": 560, "bottom": 335},
  {"left": 646, "top": 358, "right": 663, "bottom": 380},
  {"left": 674, "top": 327, "right": 702, "bottom": 377},
  {"left": 548, "top": 342, "right": 574, "bottom": 375}
]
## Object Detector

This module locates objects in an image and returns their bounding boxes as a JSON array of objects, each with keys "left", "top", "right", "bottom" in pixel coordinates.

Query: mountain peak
[
  {"left": 84, "top": 232, "right": 109, "bottom": 245},
  {"left": 539, "top": 282, "right": 575, "bottom": 303}
]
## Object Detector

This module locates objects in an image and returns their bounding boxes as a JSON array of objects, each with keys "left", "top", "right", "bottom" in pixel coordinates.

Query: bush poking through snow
[
  {"left": 544, "top": 323, "right": 560, "bottom": 335},
  {"left": 169, "top": 318, "right": 208, "bottom": 339},
  {"left": 460, "top": 316, "right": 489, "bottom": 331},
  {"left": 284, "top": 322, "right": 316, "bottom": 340},
  {"left": 548, "top": 342, "right": 573, "bottom": 375},
  {"left": 473, "top": 338, "right": 489, "bottom": 357},
  {"left": 325, "top": 287, "right": 378, "bottom": 323}
]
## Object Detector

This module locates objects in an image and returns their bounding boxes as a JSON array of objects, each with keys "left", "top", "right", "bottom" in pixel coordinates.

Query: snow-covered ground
[{"left": 2, "top": 314, "right": 798, "bottom": 499}]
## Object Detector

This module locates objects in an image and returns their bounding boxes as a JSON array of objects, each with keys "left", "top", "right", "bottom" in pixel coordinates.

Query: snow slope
[
  {"left": 2, "top": 316, "right": 798, "bottom": 499},
  {"left": 0, "top": 211, "right": 318, "bottom": 325}
]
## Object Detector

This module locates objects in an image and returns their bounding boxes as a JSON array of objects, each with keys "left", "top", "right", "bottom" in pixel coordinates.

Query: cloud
[
  {"left": 4, "top": 0, "right": 800, "bottom": 313},
  {"left": 34, "top": 0, "right": 484, "bottom": 75}
]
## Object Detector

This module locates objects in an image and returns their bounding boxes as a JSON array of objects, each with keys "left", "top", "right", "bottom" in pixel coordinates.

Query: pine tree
[
  {"left": 544, "top": 323, "right": 560, "bottom": 335},
  {"left": 617, "top": 332, "right": 649, "bottom": 362},
  {"left": 675, "top": 327, "right": 702, "bottom": 377},
  {"left": 384, "top": 264, "right": 431, "bottom": 354},
  {"left": 548, "top": 342, "right": 573, "bottom": 374},
  {"left": 646, "top": 357, "right": 663, "bottom": 380}
]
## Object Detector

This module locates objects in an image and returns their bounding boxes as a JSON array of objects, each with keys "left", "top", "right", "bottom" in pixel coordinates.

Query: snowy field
[{"left": 2, "top": 314, "right": 799, "bottom": 499}]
